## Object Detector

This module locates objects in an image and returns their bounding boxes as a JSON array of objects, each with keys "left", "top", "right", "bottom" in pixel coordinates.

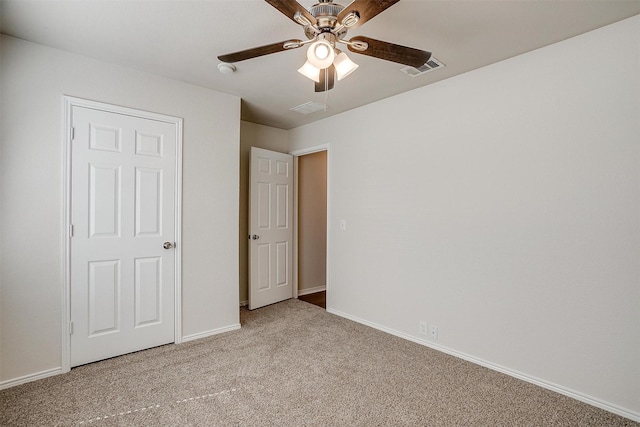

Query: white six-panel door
[
  {"left": 249, "top": 147, "right": 293, "bottom": 310},
  {"left": 70, "top": 105, "right": 177, "bottom": 366}
]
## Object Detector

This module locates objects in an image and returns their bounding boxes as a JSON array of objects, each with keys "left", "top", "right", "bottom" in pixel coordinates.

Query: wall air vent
[
  {"left": 290, "top": 101, "right": 328, "bottom": 115},
  {"left": 400, "top": 57, "right": 445, "bottom": 77}
]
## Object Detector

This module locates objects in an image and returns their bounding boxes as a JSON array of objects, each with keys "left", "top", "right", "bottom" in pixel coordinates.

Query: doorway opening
[{"left": 293, "top": 146, "right": 328, "bottom": 310}]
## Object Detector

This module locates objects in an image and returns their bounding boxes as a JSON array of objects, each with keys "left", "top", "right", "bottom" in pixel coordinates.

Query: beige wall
[
  {"left": 0, "top": 35, "right": 241, "bottom": 385},
  {"left": 289, "top": 16, "right": 640, "bottom": 419},
  {"left": 238, "top": 121, "right": 289, "bottom": 304},
  {"left": 298, "top": 151, "right": 327, "bottom": 293}
]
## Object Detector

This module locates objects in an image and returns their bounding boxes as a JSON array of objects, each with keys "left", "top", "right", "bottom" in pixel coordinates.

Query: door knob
[
  {"left": 163, "top": 242, "right": 174, "bottom": 249},
  {"left": 251, "top": 235, "right": 260, "bottom": 240}
]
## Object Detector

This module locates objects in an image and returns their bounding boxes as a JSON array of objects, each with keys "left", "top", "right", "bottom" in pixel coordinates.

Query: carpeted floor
[{"left": 0, "top": 299, "right": 637, "bottom": 426}]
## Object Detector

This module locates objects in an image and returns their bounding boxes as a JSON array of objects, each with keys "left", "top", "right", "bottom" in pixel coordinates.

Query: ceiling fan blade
[
  {"left": 337, "top": 0, "right": 400, "bottom": 29},
  {"left": 347, "top": 36, "right": 431, "bottom": 68},
  {"left": 218, "top": 40, "right": 303, "bottom": 63},
  {"left": 265, "top": 0, "right": 317, "bottom": 26},
  {"left": 315, "top": 65, "right": 335, "bottom": 93}
]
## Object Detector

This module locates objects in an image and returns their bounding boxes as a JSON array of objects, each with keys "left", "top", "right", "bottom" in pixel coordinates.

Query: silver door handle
[
  {"left": 251, "top": 235, "right": 260, "bottom": 240},
  {"left": 163, "top": 242, "right": 174, "bottom": 249}
]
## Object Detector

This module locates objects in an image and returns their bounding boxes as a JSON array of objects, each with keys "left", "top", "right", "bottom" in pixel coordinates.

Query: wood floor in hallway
[{"left": 297, "top": 291, "right": 325, "bottom": 309}]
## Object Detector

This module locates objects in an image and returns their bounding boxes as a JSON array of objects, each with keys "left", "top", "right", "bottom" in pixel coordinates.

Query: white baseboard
[
  {"left": 0, "top": 367, "right": 63, "bottom": 390},
  {"left": 1, "top": 325, "right": 241, "bottom": 391},
  {"left": 239, "top": 300, "right": 248, "bottom": 307},
  {"left": 181, "top": 324, "right": 241, "bottom": 342},
  {"left": 327, "top": 308, "right": 640, "bottom": 423},
  {"left": 297, "top": 285, "right": 326, "bottom": 296}
]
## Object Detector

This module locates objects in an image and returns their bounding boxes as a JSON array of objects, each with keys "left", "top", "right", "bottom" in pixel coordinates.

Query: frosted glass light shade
[
  {"left": 334, "top": 52, "right": 359, "bottom": 81},
  {"left": 307, "top": 40, "right": 335, "bottom": 69},
  {"left": 297, "top": 61, "right": 321, "bottom": 83}
]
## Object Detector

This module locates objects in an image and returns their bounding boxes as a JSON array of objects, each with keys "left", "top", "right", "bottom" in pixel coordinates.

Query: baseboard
[
  {"left": 181, "top": 324, "right": 241, "bottom": 342},
  {"left": 1, "top": 325, "right": 241, "bottom": 390},
  {"left": 297, "top": 285, "right": 326, "bottom": 296},
  {"left": 327, "top": 308, "right": 640, "bottom": 423},
  {"left": 239, "top": 300, "right": 248, "bottom": 307},
  {"left": 0, "top": 367, "right": 63, "bottom": 390}
]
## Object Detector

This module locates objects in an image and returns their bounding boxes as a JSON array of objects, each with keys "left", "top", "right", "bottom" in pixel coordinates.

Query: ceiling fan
[{"left": 217, "top": 0, "right": 432, "bottom": 92}]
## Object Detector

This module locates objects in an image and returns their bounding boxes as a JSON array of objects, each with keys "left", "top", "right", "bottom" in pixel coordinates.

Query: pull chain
[{"left": 323, "top": 68, "right": 329, "bottom": 111}]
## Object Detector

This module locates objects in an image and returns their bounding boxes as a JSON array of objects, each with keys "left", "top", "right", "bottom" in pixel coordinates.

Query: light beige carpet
[{"left": 1, "top": 299, "right": 637, "bottom": 426}]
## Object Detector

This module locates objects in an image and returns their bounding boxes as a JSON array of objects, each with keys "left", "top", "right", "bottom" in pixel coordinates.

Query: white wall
[
  {"left": 238, "top": 121, "right": 289, "bottom": 304},
  {"left": 289, "top": 16, "right": 640, "bottom": 419},
  {"left": 0, "top": 36, "right": 240, "bottom": 384}
]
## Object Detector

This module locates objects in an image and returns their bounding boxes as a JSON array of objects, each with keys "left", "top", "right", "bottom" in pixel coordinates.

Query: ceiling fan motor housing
[{"left": 307, "top": 0, "right": 346, "bottom": 39}]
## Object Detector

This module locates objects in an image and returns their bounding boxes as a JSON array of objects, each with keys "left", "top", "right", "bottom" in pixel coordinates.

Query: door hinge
[
  {"left": 69, "top": 224, "right": 74, "bottom": 237},
  {"left": 68, "top": 321, "right": 73, "bottom": 335},
  {"left": 70, "top": 127, "right": 75, "bottom": 141}
]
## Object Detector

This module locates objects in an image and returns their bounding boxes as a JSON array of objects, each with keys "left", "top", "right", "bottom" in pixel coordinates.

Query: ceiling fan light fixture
[
  {"left": 297, "top": 60, "right": 321, "bottom": 83},
  {"left": 334, "top": 51, "right": 358, "bottom": 80},
  {"left": 307, "top": 39, "right": 335, "bottom": 69}
]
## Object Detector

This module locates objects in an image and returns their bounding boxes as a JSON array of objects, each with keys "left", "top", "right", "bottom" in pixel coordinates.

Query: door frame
[
  {"left": 61, "top": 96, "right": 183, "bottom": 372},
  {"left": 290, "top": 144, "right": 330, "bottom": 302}
]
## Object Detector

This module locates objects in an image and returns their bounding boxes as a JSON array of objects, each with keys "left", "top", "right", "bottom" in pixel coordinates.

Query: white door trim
[
  {"left": 290, "top": 144, "right": 330, "bottom": 303},
  {"left": 61, "top": 95, "right": 183, "bottom": 373}
]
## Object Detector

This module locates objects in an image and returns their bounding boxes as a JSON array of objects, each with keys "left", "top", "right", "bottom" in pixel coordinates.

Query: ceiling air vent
[
  {"left": 290, "top": 101, "right": 328, "bottom": 115},
  {"left": 400, "top": 57, "right": 445, "bottom": 77}
]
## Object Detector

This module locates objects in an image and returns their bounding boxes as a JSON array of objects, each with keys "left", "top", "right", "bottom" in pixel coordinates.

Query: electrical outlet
[
  {"left": 419, "top": 321, "right": 428, "bottom": 335},
  {"left": 429, "top": 325, "right": 439, "bottom": 340}
]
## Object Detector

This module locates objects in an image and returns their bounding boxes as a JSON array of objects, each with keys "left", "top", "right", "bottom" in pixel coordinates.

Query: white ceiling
[{"left": 1, "top": 0, "right": 638, "bottom": 129}]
